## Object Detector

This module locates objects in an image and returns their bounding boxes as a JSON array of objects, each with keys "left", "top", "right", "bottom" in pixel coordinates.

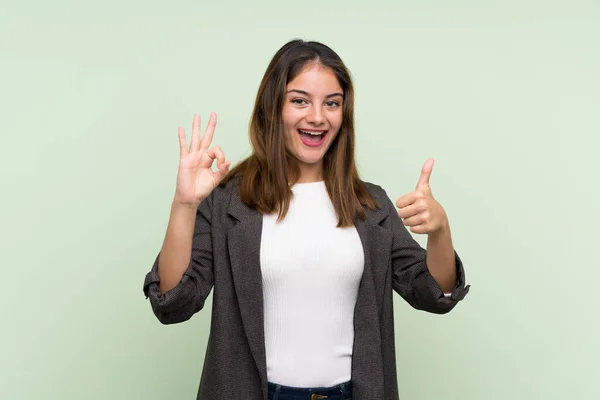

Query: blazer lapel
[
  {"left": 227, "top": 186, "right": 268, "bottom": 392},
  {"left": 355, "top": 203, "right": 393, "bottom": 315},
  {"left": 351, "top": 203, "right": 392, "bottom": 398}
]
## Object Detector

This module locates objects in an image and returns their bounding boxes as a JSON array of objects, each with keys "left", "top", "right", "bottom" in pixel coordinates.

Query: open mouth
[{"left": 297, "top": 129, "right": 328, "bottom": 147}]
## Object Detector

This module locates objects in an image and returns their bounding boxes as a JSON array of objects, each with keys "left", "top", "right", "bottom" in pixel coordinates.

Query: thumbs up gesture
[{"left": 395, "top": 158, "right": 449, "bottom": 235}]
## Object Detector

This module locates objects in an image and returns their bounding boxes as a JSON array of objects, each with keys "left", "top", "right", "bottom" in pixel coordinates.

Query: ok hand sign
[{"left": 174, "top": 113, "right": 230, "bottom": 207}]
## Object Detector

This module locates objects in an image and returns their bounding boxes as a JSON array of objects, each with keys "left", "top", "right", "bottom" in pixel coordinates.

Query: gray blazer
[{"left": 143, "top": 179, "right": 470, "bottom": 399}]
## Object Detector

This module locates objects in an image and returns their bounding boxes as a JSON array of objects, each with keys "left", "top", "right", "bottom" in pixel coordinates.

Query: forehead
[{"left": 287, "top": 64, "right": 342, "bottom": 93}]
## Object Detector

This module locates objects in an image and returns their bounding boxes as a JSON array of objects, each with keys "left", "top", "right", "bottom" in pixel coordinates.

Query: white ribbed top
[{"left": 260, "top": 181, "right": 365, "bottom": 387}]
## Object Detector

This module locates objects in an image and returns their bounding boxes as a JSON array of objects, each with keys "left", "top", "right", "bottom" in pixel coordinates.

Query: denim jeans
[{"left": 267, "top": 380, "right": 352, "bottom": 400}]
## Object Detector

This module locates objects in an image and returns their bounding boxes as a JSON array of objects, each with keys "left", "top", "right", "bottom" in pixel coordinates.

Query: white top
[{"left": 260, "top": 181, "right": 364, "bottom": 387}]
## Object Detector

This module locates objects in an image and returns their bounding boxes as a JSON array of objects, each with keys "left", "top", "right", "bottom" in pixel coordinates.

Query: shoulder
[
  {"left": 361, "top": 180, "right": 384, "bottom": 194},
  {"left": 360, "top": 180, "right": 391, "bottom": 206},
  {"left": 197, "top": 177, "right": 240, "bottom": 218},
  {"left": 214, "top": 176, "right": 240, "bottom": 199}
]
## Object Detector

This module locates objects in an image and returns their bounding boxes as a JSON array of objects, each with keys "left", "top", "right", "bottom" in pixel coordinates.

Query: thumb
[
  {"left": 213, "top": 161, "right": 231, "bottom": 183},
  {"left": 416, "top": 158, "right": 434, "bottom": 189}
]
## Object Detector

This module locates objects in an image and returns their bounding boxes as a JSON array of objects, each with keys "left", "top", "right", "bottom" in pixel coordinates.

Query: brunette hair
[{"left": 222, "top": 39, "right": 379, "bottom": 227}]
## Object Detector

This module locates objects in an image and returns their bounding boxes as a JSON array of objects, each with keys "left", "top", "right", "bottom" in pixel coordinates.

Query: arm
[
  {"left": 384, "top": 190, "right": 470, "bottom": 314},
  {"left": 426, "top": 220, "right": 457, "bottom": 293},
  {"left": 158, "top": 201, "right": 200, "bottom": 294},
  {"left": 142, "top": 194, "right": 215, "bottom": 324}
]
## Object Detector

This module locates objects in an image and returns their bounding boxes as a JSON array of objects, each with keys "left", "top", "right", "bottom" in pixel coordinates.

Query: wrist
[
  {"left": 171, "top": 197, "right": 201, "bottom": 211},
  {"left": 430, "top": 219, "right": 450, "bottom": 238}
]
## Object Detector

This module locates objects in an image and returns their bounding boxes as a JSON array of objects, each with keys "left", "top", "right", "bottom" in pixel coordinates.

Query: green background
[{"left": 2, "top": 1, "right": 598, "bottom": 399}]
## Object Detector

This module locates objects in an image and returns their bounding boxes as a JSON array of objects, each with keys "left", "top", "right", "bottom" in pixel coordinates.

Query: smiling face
[{"left": 282, "top": 63, "right": 344, "bottom": 183}]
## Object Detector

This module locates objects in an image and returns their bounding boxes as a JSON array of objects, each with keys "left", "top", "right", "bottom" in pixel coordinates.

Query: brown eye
[{"left": 291, "top": 98, "right": 307, "bottom": 105}]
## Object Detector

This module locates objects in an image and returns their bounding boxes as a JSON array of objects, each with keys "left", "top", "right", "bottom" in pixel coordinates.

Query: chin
[{"left": 296, "top": 152, "right": 326, "bottom": 165}]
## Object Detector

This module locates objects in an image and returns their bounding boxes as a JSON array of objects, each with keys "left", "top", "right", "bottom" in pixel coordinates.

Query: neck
[{"left": 295, "top": 162, "right": 323, "bottom": 183}]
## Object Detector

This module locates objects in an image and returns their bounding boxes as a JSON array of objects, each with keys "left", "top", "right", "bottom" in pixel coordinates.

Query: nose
[{"left": 305, "top": 105, "right": 325, "bottom": 125}]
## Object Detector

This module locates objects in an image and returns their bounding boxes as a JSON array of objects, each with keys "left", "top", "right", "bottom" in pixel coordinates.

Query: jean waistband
[{"left": 267, "top": 380, "right": 352, "bottom": 399}]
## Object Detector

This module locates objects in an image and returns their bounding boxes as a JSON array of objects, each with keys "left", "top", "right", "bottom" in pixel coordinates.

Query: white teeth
[{"left": 299, "top": 129, "right": 324, "bottom": 136}]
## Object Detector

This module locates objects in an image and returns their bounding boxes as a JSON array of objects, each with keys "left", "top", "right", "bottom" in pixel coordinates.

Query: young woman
[{"left": 143, "top": 39, "right": 470, "bottom": 400}]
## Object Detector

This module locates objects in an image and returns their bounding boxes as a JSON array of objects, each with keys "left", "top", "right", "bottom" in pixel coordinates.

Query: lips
[{"left": 297, "top": 129, "right": 328, "bottom": 147}]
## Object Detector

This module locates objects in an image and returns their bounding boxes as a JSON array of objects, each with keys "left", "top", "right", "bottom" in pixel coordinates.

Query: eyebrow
[{"left": 286, "top": 89, "right": 344, "bottom": 99}]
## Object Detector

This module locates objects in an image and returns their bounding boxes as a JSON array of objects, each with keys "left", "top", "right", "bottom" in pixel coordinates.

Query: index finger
[
  {"left": 199, "top": 112, "right": 217, "bottom": 151},
  {"left": 395, "top": 192, "right": 418, "bottom": 209}
]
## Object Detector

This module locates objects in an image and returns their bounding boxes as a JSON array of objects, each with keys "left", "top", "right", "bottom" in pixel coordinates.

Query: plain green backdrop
[{"left": 2, "top": 1, "right": 599, "bottom": 399}]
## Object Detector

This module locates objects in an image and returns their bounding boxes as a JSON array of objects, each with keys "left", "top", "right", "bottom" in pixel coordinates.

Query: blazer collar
[{"left": 227, "top": 181, "right": 389, "bottom": 226}]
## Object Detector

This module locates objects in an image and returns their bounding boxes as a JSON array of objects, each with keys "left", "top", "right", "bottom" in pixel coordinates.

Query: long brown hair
[{"left": 222, "top": 39, "right": 379, "bottom": 227}]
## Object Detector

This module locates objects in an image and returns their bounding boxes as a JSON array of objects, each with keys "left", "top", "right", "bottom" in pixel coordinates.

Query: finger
[
  {"left": 200, "top": 112, "right": 217, "bottom": 151},
  {"left": 206, "top": 146, "right": 226, "bottom": 166},
  {"left": 178, "top": 127, "right": 189, "bottom": 157},
  {"left": 213, "top": 160, "right": 231, "bottom": 183},
  {"left": 416, "top": 158, "right": 435, "bottom": 189},
  {"left": 402, "top": 214, "right": 427, "bottom": 227},
  {"left": 410, "top": 224, "right": 429, "bottom": 234},
  {"left": 190, "top": 114, "right": 201, "bottom": 152},
  {"left": 397, "top": 203, "right": 423, "bottom": 219},
  {"left": 395, "top": 191, "right": 420, "bottom": 209}
]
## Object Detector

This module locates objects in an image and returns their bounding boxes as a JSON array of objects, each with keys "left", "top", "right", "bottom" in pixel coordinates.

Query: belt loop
[{"left": 340, "top": 382, "right": 345, "bottom": 396}]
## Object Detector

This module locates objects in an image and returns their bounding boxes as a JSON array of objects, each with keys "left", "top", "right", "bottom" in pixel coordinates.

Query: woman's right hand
[{"left": 173, "top": 113, "right": 230, "bottom": 207}]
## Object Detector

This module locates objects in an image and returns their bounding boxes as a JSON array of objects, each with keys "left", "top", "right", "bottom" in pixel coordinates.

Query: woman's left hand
[{"left": 395, "top": 158, "right": 449, "bottom": 235}]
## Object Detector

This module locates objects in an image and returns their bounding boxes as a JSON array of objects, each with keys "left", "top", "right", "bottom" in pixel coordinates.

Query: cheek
[
  {"left": 282, "top": 108, "right": 304, "bottom": 135},
  {"left": 330, "top": 112, "right": 343, "bottom": 131},
  {"left": 282, "top": 104, "right": 302, "bottom": 122},
  {"left": 281, "top": 117, "right": 297, "bottom": 148},
  {"left": 281, "top": 109, "right": 294, "bottom": 136}
]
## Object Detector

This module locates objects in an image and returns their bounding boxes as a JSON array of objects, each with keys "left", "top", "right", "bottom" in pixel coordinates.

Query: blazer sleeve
[
  {"left": 381, "top": 188, "right": 470, "bottom": 314},
  {"left": 142, "top": 193, "right": 215, "bottom": 324}
]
